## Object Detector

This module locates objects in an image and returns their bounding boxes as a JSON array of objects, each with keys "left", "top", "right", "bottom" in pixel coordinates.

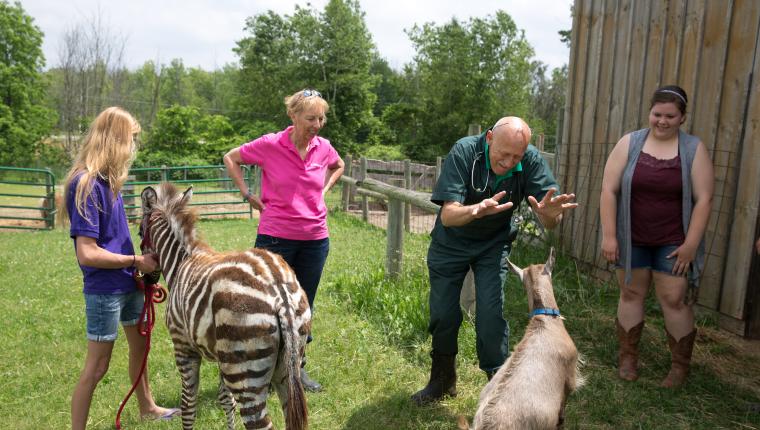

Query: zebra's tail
[{"left": 278, "top": 290, "right": 308, "bottom": 430}]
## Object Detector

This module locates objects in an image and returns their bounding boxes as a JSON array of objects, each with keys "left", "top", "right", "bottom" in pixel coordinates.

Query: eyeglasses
[{"left": 303, "top": 89, "right": 322, "bottom": 98}]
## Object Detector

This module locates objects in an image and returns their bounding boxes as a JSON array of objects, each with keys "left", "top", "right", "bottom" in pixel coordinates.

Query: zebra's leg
[
  {"left": 175, "top": 353, "right": 202, "bottom": 430},
  {"left": 219, "top": 366, "right": 274, "bottom": 430},
  {"left": 217, "top": 371, "right": 237, "bottom": 430}
]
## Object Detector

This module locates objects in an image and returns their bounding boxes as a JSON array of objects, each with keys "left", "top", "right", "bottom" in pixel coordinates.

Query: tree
[
  {"left": 123, "top": 60, "right": 162, "bottom": 128},
  {"left": 49, "top": 6, "right": 127, "bottom": 157},
  {"left": 529, "top": 62, "right": 567, "bottom": 151},
  {"left": 234, "top": 0, "right": 378, "bottom": 155},
  {"left": 317, "top": 0, "right": 378, "bottom": 154},
  {"left": 234, "top": 10, "right": 307, "bottom": 129},
  {"left": 403, "top": 12, "right": 534, "bottom": 161},
  {"left": 0, "top": 1, "right": 56, "bottom": 166}
]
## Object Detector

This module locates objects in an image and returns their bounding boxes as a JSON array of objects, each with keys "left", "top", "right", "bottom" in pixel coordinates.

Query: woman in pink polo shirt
[{"left": 223, "top": 88, "right": 345, "bottom": 392}]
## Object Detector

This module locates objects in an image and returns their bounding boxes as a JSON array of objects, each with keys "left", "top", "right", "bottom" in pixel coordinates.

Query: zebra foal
[{"left": 140, "top": 183, "right": 310, "bottom": 430}]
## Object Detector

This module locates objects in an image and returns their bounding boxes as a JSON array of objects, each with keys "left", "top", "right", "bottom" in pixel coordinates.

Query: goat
[
  {"left": 38, "top": 191, "right": 67, "bottom": 228},
  {"left": 459, "top": 247, "right": 583, "bottom": 430}
]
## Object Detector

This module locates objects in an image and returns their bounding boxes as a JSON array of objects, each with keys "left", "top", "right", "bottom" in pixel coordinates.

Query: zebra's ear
[
  {"left": 141, "top": 186, "right": 157, "bottom": 212},
  {"left": 179, "top": 186, "right": 193, "bottom": 207}
]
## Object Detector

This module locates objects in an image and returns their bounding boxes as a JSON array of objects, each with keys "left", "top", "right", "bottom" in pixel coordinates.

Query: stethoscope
[
  {"left": 469, "top": 149, "right": 522, "bottom": 213},
  {"left": 471, "top": 151, "right": 490, "bottom": 193}
]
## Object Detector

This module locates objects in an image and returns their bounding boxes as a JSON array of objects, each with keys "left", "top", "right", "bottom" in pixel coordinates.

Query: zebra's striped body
[{"left": 140, "top": 184, "right": 310, "bottom": 430}]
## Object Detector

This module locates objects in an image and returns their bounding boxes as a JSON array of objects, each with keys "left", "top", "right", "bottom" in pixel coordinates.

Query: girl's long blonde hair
[{"left": 63, "top": 107, "right": 141, "bottom": 222}]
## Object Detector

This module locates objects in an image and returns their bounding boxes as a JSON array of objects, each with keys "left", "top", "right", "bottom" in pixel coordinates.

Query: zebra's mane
[{"left": 153, "top": 182, "right": 211, "bottom": 253}]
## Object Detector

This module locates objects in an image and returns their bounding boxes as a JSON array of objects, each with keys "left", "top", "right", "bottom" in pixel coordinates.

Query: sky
[{"left": 20, "top": 0, "right": 573, "bottom": 72}]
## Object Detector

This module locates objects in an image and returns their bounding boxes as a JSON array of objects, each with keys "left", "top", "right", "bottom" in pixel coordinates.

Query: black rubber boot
[
  {"left": 411, "top": 353, "right": 457, "bottom": 406},
  {"left": 485, "top": 370, "right": 497, "bottom": 381},
  {"left": 300, "top": 367, "right": 323, "bottom": 392}
]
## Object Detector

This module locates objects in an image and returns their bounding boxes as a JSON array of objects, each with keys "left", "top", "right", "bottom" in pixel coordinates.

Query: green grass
[{"left": 0, "top": 192, "right": 758, "bottom": 429}]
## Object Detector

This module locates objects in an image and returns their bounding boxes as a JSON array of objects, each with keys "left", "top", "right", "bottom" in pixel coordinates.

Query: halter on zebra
[{"left": 140, "top": 183, "right": 311, "bottom": 430}]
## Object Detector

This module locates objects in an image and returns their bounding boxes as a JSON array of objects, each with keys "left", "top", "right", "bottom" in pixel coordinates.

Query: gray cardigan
[{"left": 616, "top": 128, "right": 705, "bottom": 298}]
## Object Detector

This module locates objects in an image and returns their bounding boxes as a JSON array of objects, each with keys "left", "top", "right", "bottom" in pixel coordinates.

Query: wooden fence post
[
  {"left": 386, "top": 178, "right": 404, "bottom": 279},
  {"left": 254, "top": 165, "right": 262, "bottom": 196},
  {"left": 360, "top": 157, "right": 368, "bottom": 222},
  {"left": 468, "top": 124, "right": 482, "bottom": 136},
  {"left": 341, "top": 154, "right": 353, "bottom": 212},
  {"left": 404, "top": 159, "right": 411, "bottom": 232},
  {"left": 161, "top": 165, "right": 168, "bottom": 182},
  {"left": 435, "top": 156, "right": 442, "bottom": 183}
]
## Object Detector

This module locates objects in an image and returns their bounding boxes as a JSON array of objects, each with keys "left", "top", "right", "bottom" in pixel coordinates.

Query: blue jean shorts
[
  {"left": 84, "top": 290, "right": 144, "bottom": 342},
  {"left": 620, "top": 244, "right": 681, "bottom": 275}
]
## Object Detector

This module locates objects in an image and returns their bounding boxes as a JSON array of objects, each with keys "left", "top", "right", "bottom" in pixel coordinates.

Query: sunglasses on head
[{"left": 303, "top": 89, "right": 322, "bottom": 98}]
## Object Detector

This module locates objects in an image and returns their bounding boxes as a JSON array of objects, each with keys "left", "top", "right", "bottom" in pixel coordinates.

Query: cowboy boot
[
  {"left": 661, "top": 328, "right": 696, "bottom": 388},
  {"left": 411, "top": 352, "right": 457, "bottom": 406},
  {"left": 616, "top": 318, "right": 644, "bottom": 381}
]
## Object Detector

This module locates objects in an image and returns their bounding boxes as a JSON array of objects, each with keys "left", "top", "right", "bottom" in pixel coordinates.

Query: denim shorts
[
  {"left": 618, "top": 244, "right": 681, "bottom": 275},
  {"left": 84, "top": 290, "right": 144, "bottom": 342}
]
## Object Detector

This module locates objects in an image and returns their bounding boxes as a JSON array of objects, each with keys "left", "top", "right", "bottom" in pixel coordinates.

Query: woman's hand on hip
[
  {"left": 246, "top": 193, "right": 265, "bottom": 211},
  {"left": 667, "top": 243, "right": 697, "bottom": 276}
]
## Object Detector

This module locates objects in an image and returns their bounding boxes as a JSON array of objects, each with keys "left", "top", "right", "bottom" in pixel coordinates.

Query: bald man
[{"left": 412, "top": 117, "right": 577, "bottom": 405}]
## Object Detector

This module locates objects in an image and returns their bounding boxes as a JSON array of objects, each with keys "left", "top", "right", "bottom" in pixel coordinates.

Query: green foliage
[
  {"left": 362, "top": 143, "right": 406, "bottom": 161},
  {"left": 234, "top": 0, "right": 378, "bottom": 156},
  {"left": 0, "top": 0, "right": 56, "bottom": 166},
  {"left": 135, "top": 105, "right": 243, "bottom": 168},
  {"left": 401, "top": 12, "right": 534, "bottom": 161},
  {"left": 149, "top": 105, "right": 201, "bottom": 152}
]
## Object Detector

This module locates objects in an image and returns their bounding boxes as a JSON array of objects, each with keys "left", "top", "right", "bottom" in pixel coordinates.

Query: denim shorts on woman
[
  {"left": 84, "top": 290, "right": 144, "bottom": 342},
  {"left": 616, "top": 244, "right": 682, "bottom": 275}
]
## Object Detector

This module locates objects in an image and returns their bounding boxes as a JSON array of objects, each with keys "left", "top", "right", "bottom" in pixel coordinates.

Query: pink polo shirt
[{"left": 239, "top": 126, "right": 340, "bottom": 240}]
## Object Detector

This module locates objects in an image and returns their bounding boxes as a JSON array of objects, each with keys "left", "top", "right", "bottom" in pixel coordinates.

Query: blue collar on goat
[{"left": 530, "top": 308, "right": 561, "bottom": 317}]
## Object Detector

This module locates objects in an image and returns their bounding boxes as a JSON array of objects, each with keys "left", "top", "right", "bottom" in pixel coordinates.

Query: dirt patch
[
  {"left": 698, "top": 327, "right": 760, "bottom": 397},
  {"left": 0, "top": 207, "right": 48, "bottom": 229}
]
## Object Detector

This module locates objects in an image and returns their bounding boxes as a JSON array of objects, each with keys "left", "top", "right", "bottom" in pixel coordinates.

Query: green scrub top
[{"left": 430, "top": 131, "right": 559, "bottom": 254}]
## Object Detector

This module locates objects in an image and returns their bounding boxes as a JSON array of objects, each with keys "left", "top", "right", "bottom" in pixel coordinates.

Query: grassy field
[{"left": 0, "top": 192, "right": 758, "bottom": 429}]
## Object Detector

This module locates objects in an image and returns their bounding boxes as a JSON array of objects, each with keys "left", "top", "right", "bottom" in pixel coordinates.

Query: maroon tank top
[{"left": 630, "top": 151, "right": 685, "bottom": 246}]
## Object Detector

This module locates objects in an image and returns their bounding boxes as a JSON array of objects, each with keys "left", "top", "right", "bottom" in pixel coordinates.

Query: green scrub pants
[{"left": 426, "top": 239, "right": 512, "bottom": 372}]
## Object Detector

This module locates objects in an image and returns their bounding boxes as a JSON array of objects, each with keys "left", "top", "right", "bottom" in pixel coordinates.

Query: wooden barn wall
[{"left": 560, "top": 0, "right": 760, "bottom": 336}]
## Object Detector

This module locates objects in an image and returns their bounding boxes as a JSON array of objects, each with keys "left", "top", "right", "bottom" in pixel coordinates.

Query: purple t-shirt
[
  {"left": 67, "top": 175, "right": 136, "bottom": 294},
  {"left": 239, "top": 126, "right": 340, "bottom": 240}
]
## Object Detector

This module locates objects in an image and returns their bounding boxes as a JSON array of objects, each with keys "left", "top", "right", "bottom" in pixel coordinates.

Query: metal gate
[
  {"left": 0, "top": 167, "right": 56, "bottom": 230},
  {"left": 123, "top": 164, "right": 258, "bottom": 221}
]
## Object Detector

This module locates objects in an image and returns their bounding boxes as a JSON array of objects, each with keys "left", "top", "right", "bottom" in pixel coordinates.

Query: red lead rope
[{"left": 114, "top": 272, "right": 167, "bottom": 429}]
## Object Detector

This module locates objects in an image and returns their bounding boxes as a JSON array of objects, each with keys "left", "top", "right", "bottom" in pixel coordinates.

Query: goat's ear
[
  {"left": 141, "top": 186, "right": 157, "bottom": 212},
  {"left": 505, "top": 258, "right": 524, "bottom": 282},
  {"left": 179, "top": 186, "right": 193, "bottom": 207},
  {"left": 542, "top": 247, "right": 555, "bottom": 276}
]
